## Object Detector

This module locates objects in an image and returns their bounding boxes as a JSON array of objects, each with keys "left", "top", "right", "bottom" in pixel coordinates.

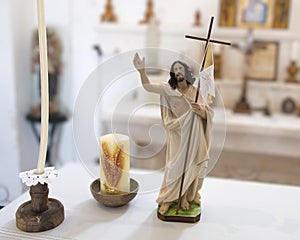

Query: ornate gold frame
[{"left": 219, "top": 0, "right": 290, "bottom": 29}]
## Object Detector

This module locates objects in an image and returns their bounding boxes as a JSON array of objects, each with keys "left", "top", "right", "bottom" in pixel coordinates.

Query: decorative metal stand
[{"left": 26, "top": 112, "right": 67, "bottom": 166}]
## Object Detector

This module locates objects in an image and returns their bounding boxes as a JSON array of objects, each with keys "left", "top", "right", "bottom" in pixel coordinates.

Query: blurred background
[{"left": 1, "top": 0, "right": 300, "bottom": 207}]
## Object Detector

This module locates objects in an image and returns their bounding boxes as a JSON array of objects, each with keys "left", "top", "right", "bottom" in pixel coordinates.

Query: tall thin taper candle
[{"left": 36, "top": 0, "right": 49, "bottom": 174}]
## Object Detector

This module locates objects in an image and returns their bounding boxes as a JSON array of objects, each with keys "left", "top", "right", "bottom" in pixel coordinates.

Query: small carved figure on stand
[
  {"left": 285, "top": 61, "right": 299, "bottom": 83},
  {"left": 101, "top": 0, "right": 117, "bottom": 23},
  {"left": 193, "top": 10, "right": 202, "bottom": 27},
  {"left": 31, "top": 27, "right": 62, "bottom": 117},
  {"left": 139, "top": 0, "right": 155, "bottom": 24},
  {"left": 133, "top": 53, "right": 214, "bottom": 222}
]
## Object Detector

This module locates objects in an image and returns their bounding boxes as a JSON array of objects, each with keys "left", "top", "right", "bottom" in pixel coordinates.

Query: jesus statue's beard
[{"left": 176, "top": 74, "right": 185, "bottom": 82}]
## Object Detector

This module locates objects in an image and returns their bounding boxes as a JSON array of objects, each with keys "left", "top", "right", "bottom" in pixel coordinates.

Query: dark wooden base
[
  {"left": 16, "top": 198, "right": 64, "bottom": 232},
  {"left": 157, "top": 211, "right": 200, "bottom": 223}
]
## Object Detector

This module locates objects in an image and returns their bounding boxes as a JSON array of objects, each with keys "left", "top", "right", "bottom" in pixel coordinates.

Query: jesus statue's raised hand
[{"left": 133, "top": 53, "right": 145, "bottom": 73}]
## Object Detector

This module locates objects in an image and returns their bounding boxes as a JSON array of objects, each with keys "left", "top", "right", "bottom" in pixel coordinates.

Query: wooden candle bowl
[{"left": 90, "top": 178, "right": 139, "bottom": 207}]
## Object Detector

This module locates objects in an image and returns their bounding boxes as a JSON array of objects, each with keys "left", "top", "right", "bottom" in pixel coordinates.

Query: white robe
[{"left": 156, "top": 83, "right": 213, "bottom": 204}]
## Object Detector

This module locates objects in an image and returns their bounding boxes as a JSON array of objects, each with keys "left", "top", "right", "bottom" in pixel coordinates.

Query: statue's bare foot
[
  {"left": 194, "top": 193, "right": 201, "bottom": 205},
  {"left": 181, "top": 197, "right": 190, "bottom": 210},
  {"left": 159, "top": 202, "right": 171, "bottom": 215}
]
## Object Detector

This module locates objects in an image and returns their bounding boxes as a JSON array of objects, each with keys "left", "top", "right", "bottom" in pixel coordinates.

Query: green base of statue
[{"left": 157, "top": 201, "right": 201, "bottom": 223}]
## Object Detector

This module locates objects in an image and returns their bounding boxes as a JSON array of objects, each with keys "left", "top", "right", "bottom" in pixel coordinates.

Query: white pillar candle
[
  {"left": 100, "top": 134, "right": 130, "bottom": 194},
  {"left": 291, "top": 41, "right": 299, "bottom": 61},
  {"left": 35, "top": 0, "right": 49, "bottom": 174}
]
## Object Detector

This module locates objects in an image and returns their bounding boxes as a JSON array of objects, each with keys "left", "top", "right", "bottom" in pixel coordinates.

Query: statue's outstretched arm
[{"left": 133, "top": 53, "right": 164, "bottom": 95}]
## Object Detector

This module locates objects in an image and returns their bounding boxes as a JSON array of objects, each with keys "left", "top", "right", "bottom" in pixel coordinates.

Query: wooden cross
[
  {"left": 185, "top": 16, "right": 231, "bottom": 102},
  {"left": 176, "top": 16, "right": 231, "bottom": 214}
]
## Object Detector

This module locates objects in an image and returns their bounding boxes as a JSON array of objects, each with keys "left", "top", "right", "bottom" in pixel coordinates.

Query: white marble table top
[{"left": 1, "top": 163, "right": 300, "bottom": 240}]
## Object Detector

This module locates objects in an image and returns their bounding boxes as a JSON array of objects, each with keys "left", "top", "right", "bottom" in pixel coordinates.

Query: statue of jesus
[{"left": 133, "top": 53, "right": 213, "bottom": 215}]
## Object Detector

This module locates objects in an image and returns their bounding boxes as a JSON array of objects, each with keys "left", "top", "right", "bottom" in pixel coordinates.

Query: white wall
[
  {"left": 11, "top": 0, "right": 38, "bottom": 173},
  {"left": 0, "top": 0, "right": 23, "bottom": 204}
]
